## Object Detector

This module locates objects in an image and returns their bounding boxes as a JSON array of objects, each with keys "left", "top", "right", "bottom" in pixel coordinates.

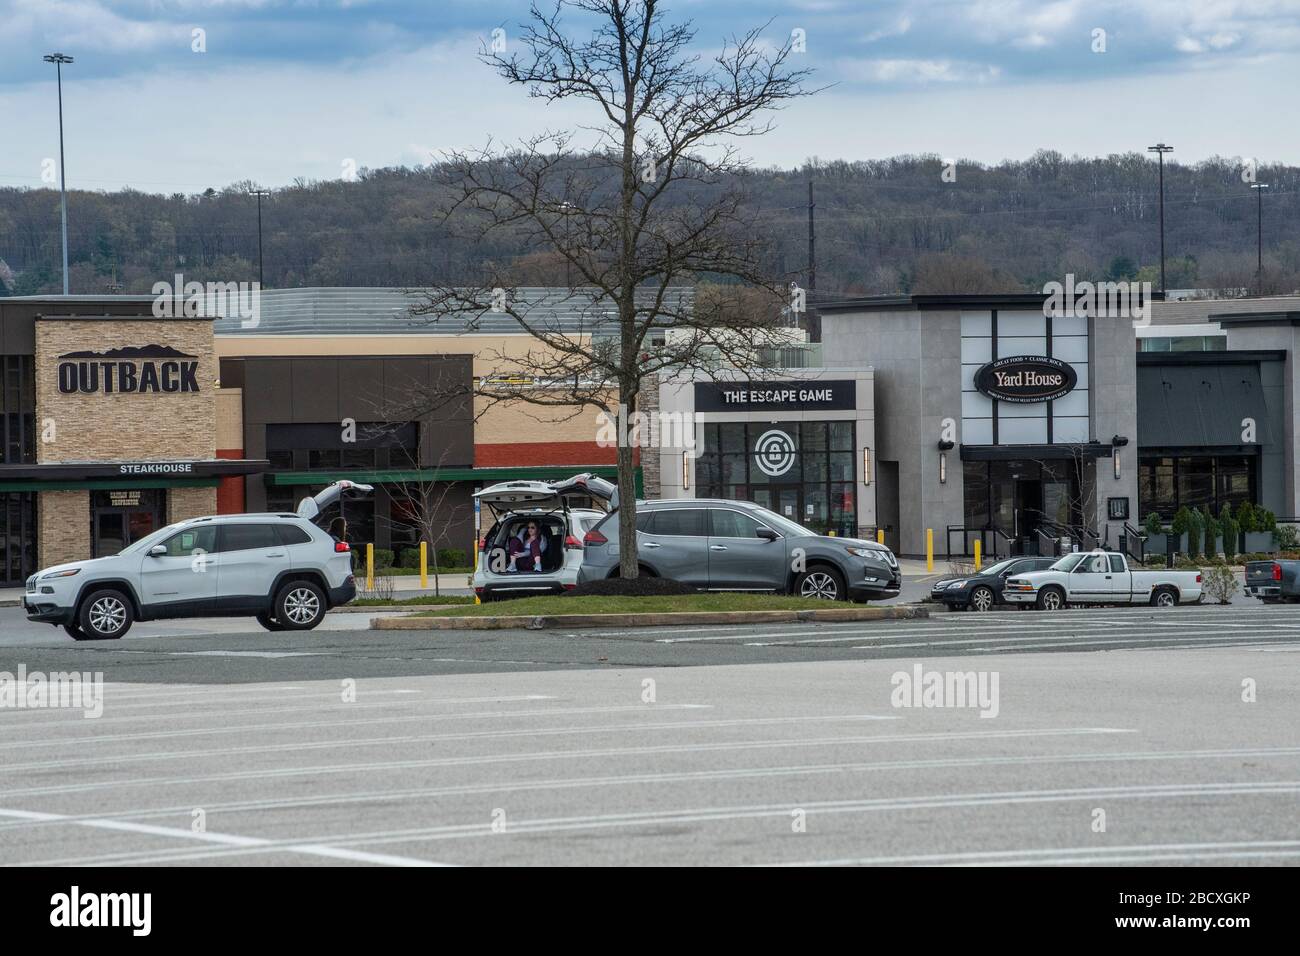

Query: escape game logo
[{"left": 56, "top": 345, "right": 200, "bottom": 395}]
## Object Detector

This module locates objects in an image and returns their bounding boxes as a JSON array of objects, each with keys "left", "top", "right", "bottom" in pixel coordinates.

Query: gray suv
[
  {"left": 579, "top": 499, "right": 900, "bottom": 602},
  {"left": 23, "top": 481, "right": 370, "bottom": 640}
]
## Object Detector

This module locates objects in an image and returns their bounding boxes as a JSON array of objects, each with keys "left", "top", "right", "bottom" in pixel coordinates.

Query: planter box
[
  {"left": 1244, "top": 531, "right": 1276, "bottom": 553},
  {"left": 1145, "top": 533, "right": 1187, "bottom": 556}
]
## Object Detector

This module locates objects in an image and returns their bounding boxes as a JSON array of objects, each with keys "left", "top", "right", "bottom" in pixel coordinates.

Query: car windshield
[
  {"left": 1051, "top": 554, "right": 1085, "bottom": 572},
  {"left": 118, "top": 522, "right": 188, "bottom": 556},
  {"left": 746, "top": 505, "right": 817, "bottom": 537},
  {"left": 981, "top": 558, "right": 1019, "bottom": 577}
]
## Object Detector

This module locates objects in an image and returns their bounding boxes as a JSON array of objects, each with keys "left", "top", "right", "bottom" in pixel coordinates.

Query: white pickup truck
[{"left": 1002, "top": 550, "right": 1203, "bottom": 610}]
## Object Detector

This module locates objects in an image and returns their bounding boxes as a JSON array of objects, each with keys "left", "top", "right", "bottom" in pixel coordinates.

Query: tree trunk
[{"left": 616, "top": 393, "right": 639, "bottom": 578}]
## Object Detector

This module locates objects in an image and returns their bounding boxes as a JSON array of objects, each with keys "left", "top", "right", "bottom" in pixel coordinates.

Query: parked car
[
  {"left": 1001, "top": 550, "right": 1202, "bottom": 609},
  {"left": 23, "top": 480, "right": 372, "bottom": 640},
  {"left": 471, "top": 473, "right": 615, "bottom": 601},
  {"left": 931, "top": 556, "right": 1057, "bottom": 611},
  {"left": 578, "top": 498, "right": 901, "bottom": 602},
  {"left": 1244, "top": 558, "right": 1300, "bottom": 602}
]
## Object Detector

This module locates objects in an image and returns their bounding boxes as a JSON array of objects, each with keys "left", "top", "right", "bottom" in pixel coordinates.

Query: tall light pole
[
  {"left": 249, "top": 189, "right": 271, "bottom": 287},
  {"left": 1147, "top": 143, "right": 1173, "bottom": 294},
  {"left": 558, "top": 200, "right": 574, "bottom": 288},
  {"left": 44, "top": 53, "right": 74, "bottom": 295},
  {"left": 1251, "top": 183, "right": 1269, "bottom": 296}
]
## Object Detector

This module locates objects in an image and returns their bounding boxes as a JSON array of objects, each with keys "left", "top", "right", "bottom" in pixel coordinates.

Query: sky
[{"left": 2, "top": 0, "right": 1300, "bottom": 193}]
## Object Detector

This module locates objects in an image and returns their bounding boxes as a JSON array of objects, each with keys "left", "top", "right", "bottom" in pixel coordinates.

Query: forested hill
[{"left": 1, "top": 151, "right": 1297, "bottom": 298}]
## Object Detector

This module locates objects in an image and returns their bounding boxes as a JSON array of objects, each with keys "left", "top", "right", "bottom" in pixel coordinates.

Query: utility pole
[
  {"left": 43, "top": 53, "right": 74, "bottom": 295},
  {"left": 1251, "top": 183, "right": 1269, "bottom": 296},
  {"left": 1146, "top": 143, "right": 1173, "bottom": 294},
  {"left": 807, "top": 180, "right": 818, "bottom": 342},
  {"left": 249, "top": 189, "right": 271, "bottom": 287}
]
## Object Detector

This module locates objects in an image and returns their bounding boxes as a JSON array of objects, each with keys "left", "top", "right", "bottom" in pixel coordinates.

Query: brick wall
[{"left": 35, "top": 319, "right": 217, "bottom": 464}]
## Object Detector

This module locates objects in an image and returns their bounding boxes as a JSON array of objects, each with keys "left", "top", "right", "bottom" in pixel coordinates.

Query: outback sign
[
  {"left": 57, "top": 345, "right": 200, "bottom": 395},
  {"left": 974, "top": 355, "right": 1077, "bottom": 404}
]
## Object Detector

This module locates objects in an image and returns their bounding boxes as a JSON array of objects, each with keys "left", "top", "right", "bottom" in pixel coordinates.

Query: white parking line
[
  {"left": 8, "top": 745, "right": 1292, "bottom": 837},
  {"left": 0, "top": 727, "right": 1135, "bottom": 800},
  {"left": 761, "top": 839, "right": 1300, "bottom": 867},
  {"left": 0, "top": 806, "right": 445, "bottom": 867},
  {"left": 39, "top": 780, "right": 1297, "bottom": 867}
]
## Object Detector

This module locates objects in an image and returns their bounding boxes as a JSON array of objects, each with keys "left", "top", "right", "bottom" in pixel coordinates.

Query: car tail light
[
  {"left": 478, "top": 537, "right": 488, "bottom": 552},
  {"left": 1196, "top": 573, "right": 1202, "bottom": 583},
  {"left": 334, "top": 541, "right": 350, "bottom": 553},
  {"left": 1274, "top": 563, "right": 1283, "bottom": 581},
  {"left": 563, "top": 583, "right": 577, "bottom": 590},
  {"left": 583, "top": 529, "right": 607, "bottom": 546},
  {"left": 565, "top": 534, "right": 584, "bottom": 550},
  {"left": 474, "top": 586, "right": 484, "bottom": 595}
]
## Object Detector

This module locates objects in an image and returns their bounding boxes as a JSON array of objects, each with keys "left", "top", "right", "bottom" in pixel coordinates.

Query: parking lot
[{"left": 1, "top": 598, "right": 1297, "bottom": 866}]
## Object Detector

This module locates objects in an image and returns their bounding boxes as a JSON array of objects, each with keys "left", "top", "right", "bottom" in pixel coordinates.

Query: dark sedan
[{"left": 930, "top": 556, "right": 1057, "bottom": 611}]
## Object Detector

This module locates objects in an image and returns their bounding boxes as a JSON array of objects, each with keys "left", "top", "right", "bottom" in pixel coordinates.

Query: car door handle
[
  {"left": 266, "top": 553, "right": 285, "bottom": 558},
  {"left": 643, "top": 542, "right": 661, "bottom": 549},
  {"left": 710, "top": 545, "right": 728, "bottom": 551}
]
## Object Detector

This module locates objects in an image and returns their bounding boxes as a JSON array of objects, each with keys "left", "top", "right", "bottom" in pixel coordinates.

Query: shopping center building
[{"left": 4, "top": 286, "right": 1299, "bottom": 583}]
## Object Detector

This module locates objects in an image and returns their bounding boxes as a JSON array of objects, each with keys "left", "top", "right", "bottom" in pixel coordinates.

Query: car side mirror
[
  {"left": 148, "top": 545, "right": 167, "bottom": 557},
  {"left": 756, "top": 528, "right": 778, "bottom": 541}
]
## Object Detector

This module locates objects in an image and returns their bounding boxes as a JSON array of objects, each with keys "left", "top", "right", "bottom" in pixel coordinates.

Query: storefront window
[
  {"left": 0, "top": 492, "right": 36, "bottom": 586},
  {"left": 1139, "top": 455, "right": 1256, "bottom": 517},
  {"left": 0, "top": 356, "right": 36, "bottom": 466},
  {"left": 699, "top": 421, "right": 856, "bottom": 535}
]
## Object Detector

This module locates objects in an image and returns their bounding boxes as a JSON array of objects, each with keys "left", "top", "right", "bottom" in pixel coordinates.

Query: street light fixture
[
  {"left": 558, "top": 200, "right": 575, "bottom": 288},
  {"left": 43, "top": 53, "right": 74, "bottom": 295},
  {"left": 1251, "top": 183, "right": 1269, "bottom": 296},
  {"left": 249, "top": 189, "right": 271, "bottom": 287},
  {"left": 1147, "top": 143, "right": 1174, "bottom": 295}
]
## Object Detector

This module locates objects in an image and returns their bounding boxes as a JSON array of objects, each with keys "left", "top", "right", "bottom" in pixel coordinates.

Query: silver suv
[
  {"left": 579, "top": 498, "right": 901, "bottom": 602},
  {"left": 23, "top": 481, "right": 372, "bottom": 640}
]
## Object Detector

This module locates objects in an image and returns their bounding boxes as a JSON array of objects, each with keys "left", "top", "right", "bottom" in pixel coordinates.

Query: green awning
[
  {"left": 0, "top": 477, "right": 220, "bottom": 493},
  {"left": 264, "top": 465, "right": 643, "bottom": 497}
]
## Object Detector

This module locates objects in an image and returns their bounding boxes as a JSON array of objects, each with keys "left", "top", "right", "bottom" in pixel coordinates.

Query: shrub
[
  {"left": 1170, "top": 507, "right": 1192, "bottom": 536},
  {"left": 1188, "top": 508, "right": 1206, "bottom": 558},
  {"left": 351, "top": 546, "right": 394, "bottom": 571},
  {"left": 1201, "top": 565, "right": 1240, "bottom": 605},
  {"left": 436, "top": 548, "right": 467, "bottom": 568},
  {"left": 1143, "top": 511, "right": 1163, "bottom": 537},
  {"left": 1276, "top": 524, "right": 1300, "bottom": 550},
  {"left": 1236, "top": 501, "right": 1258, "bottom": 533},
  {"left": 399, "top": 548, "right": 421, "bottom": 569},
  {"left": 364, "top": 570, "right": 396, "bottom": 602},
  {"left": 1201, "top": 507, "right": 1219, "bottom": 554},
  {"left": 1258, "top": 508, "right": 1277, "bottom": 533},
  {"left": 1219, "top": 516, "right": 1238, "bottom": 564}
]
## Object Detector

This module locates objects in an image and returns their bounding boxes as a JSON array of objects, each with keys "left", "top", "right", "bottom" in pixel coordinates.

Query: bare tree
[
  {"left": 408, "top": 0, "right": 818, "bottom": 577},
  {"left": 384, "top": 451, "right": 470, "bottom": 598}
]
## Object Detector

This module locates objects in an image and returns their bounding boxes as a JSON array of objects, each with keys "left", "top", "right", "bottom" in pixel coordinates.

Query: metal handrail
[{"left": 1122, "top": 522, "right": 1146, "bottom": 563}]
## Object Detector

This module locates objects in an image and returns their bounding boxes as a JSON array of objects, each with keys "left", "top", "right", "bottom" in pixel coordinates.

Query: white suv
[
  {"left": 472, "top": 473, "right": 615, "bottom": 601},
  {"left": 23, "top": 481, "right": 372, "bottom": 641}
]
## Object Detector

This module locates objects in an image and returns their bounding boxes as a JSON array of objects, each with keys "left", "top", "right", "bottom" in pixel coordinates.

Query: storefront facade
[
  {"left": 656, "top": 369, "right": 877, "bottom": 539},
  {"left": 0, "top": 296, "right": 267, "bottom": 585}
]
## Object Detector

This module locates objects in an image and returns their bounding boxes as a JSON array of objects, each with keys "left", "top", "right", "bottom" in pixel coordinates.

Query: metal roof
[{"left": 211, "top": 286, "right": 694, "bottom": 337}]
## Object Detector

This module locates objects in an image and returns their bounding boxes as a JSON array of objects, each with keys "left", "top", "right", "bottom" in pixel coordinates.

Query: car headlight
[
  {"left": 845, "top": 547, "right": 884, "bottom": 560},
  {"left": 947, "top": 579, "right": 968, "bottom": 589},
  {"left": 40, "top": 568, "right": 80, "bottom": 580}
]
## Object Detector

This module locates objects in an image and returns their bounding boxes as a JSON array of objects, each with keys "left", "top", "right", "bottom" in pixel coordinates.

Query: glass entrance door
[{"left": 91, "top": 489, "right": 166, "bottom": 557}]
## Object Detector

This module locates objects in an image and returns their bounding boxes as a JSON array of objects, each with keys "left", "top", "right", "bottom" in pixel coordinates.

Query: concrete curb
[
  {"left": 331, "top": 603, "right": 469, "bottom": 614},
  {"left": 370, "top": 604, "right": 930, "bottom": 631}
]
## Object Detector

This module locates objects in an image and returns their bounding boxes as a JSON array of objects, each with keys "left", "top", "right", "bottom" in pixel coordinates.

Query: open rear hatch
[
  {"left": 297, "top": 480, "right": 376, "bottom": 525},
  {"left": 473, "top": 472, "right": 617, "bottom": 519}
]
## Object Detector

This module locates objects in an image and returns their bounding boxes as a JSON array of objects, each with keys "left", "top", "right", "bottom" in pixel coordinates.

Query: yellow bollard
[
  {"left": 926, "top": 528, "right": 934, "bottom": 572},
  {"left": 366, "top": 542, "right": 374, "bottom": 591},
  {"left": 419, "top": 541, "right": 428, "bottom": 589},
  {"left": 876, "top": 529, "right": 885, "bottom": 545},
  {"left": 974, "top": 539, "right": 982, "bottom": 571}
]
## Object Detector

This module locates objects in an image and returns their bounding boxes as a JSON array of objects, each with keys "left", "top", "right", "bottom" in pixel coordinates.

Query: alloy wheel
[
  {"left": 800, "top": 572, "right": 839, "bottom": 600},
  {"left": 971, "top": 587, "right": 994, "bottom": 612},
  {"left": 284, "top": 587, "right": 321, "bottom": 624},
  {"left": 89, "top": 596, "right": 127, "bottom": 634}
]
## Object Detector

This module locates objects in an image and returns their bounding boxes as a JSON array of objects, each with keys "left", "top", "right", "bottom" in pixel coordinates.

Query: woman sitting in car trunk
[{"left": 507, "top": 520, "right": 548, "bottom": 572}]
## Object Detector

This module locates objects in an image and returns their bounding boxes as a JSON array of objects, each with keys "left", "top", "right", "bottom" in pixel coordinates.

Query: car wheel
[
  {"left": 255, "top": 612, "right": 287, "bottom": 632},
  {"left": 274, "top": 581, "right": 326, "bottom": 630},
  {"left": 970, "top": 586, "right": 995, "bottom": 612},
  {"left": 77, "top": 589, "right": 133, "bottom": 640},
  {"left": 1151, "top": 587, "right": 1177, "bottom": 608},
  {"left": 796, "top": 566, "right": 846, "bottom": 601},
  {"left": 1036, "top": 587, "right": 1065, "bottom": 611}
]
